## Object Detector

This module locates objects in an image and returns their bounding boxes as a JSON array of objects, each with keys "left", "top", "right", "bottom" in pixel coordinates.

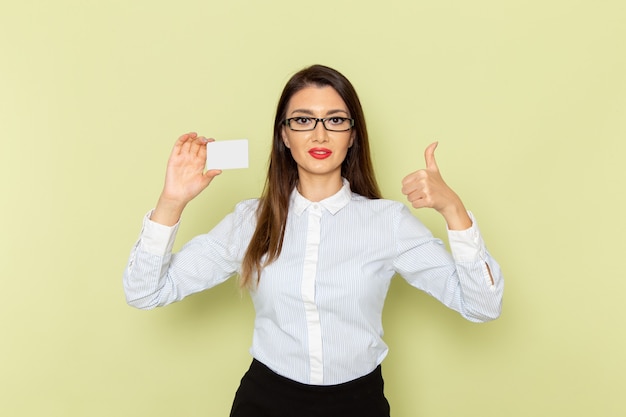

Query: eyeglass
[{"left": 284, "top": 116, "right": 354, "bottom": 132}]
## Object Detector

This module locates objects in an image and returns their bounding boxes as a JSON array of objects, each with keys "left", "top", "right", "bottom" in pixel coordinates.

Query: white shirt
[{"left": 124, "top": 180, "right": 503, "bottom": 385}]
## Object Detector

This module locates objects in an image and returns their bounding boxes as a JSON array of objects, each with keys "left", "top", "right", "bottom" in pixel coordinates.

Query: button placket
[{"left": 301, "top": 204, "right": 324, "bottom": 384}]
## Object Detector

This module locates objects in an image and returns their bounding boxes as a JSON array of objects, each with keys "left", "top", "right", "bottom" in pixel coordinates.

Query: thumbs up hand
[{"left": 401, "top": 142, "right": 472, "bottom": 230}]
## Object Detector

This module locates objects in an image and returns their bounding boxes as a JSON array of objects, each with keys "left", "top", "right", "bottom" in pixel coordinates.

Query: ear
[
  {"left": 349, "top": 132, "right": 355, "bottom": 148},
  {"left": 281, "top": 126, "right": 291, "bottom": 149}
]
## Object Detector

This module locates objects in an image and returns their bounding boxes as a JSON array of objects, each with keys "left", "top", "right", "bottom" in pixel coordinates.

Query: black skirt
[{"left": 230, "top": 359, "right": 391, "bottom": 417}]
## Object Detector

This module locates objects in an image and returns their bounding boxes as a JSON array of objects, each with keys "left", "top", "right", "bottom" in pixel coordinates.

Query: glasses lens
[
  {"left": 288, "top": 117, "right": 315, "bottom": 131},
  {"left": 286, "top": 117, "right": 353, "bottom": 131},
  {"left": 323, "top": 117, "right": 352, "bottom": 132}
]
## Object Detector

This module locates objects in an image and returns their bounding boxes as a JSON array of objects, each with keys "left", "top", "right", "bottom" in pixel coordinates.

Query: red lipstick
[{"left": 308, "top": 147, "right": 332, "bottom": 159}]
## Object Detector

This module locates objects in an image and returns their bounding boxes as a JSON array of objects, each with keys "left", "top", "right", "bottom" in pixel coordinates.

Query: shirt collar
[{"left": 291, "top": 178, "right": 352, "bottom": 216}]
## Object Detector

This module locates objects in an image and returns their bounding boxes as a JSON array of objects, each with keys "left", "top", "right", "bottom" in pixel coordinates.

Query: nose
[{"left": 312, "top": 120, "right": 329, "bottom": 143}]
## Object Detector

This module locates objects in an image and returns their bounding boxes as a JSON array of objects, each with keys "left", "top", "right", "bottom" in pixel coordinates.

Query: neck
[{"left": 296, "top": 173, "right": 343, "bottom": 202}]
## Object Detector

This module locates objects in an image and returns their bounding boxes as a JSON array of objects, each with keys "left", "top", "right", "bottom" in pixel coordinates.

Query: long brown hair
[{"left": 240, "top": 64, "right": 381, "bottom": 288}]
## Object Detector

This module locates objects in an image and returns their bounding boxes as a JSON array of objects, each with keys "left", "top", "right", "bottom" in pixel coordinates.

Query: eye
[
  {"left": 328, "top": 117, "right": 346, "bottom": 125},
  {"left": 294, "top": 117, "right": 313, "bottom": 125}
]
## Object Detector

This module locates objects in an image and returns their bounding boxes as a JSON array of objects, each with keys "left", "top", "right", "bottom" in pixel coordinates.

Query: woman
[{"left": 123, "top": 64, "right": 503, "bottom": 417}]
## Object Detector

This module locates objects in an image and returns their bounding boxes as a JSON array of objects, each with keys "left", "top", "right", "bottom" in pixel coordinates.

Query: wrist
[
  {"left": 152, "top": 195, "right": 188, "bottom": 226},
  {"left": 440, "top": 199, "right": 472, "bottom": 230}
]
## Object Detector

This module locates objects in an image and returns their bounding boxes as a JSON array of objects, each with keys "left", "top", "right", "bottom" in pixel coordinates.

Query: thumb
[
  {"left": 204, "top": 169, "right": 222, "bottom": 180},
  {"left": 424, "top": 141, "right": 439, "bottom": 170}
]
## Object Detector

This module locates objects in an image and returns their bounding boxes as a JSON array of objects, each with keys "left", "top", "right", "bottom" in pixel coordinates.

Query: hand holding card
[{"left": 205, "top": 139, "right": 249, "bottom": 170}]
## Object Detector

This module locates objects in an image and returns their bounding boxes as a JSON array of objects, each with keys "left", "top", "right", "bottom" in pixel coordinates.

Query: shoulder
[
  {"left": 235, "top": 198, "right": 260, "bottom": 211},
  {"left": 346, "top": 195, "right": 416, "bottom": 228},
  {"left": 208, "top": 199, "right": 260, "bottom": 237},
  {"left": 350, "top": 194, "right": 408, "bottom": 215},
  {"left": 232, "top": 198, "right": 260, "bottom": 219}
]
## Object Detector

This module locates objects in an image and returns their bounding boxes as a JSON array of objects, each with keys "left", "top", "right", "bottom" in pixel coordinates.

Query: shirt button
[{"left": 313, "top": 204, "right": 320, "bottom": 210}]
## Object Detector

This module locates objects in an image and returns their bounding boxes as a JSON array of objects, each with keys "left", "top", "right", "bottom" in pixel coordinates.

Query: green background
[{"left": 1, "top": 0, "right": 624, "bottom": 416}]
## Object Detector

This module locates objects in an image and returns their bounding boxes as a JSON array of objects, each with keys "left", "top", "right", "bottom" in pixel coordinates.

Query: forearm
[
  {"left": 123, "top": 203, "right": 251, "bottom": 309},
  {"left": 439, "top": 197, "right": 472, "bottom": 231},
  {"left": 446, "top": 213, "right": 503, "bottom": 321},
  {"left": 151, "top": 194, "right": 188, "bottom": 226},
  {"left": 123, "top": 212, "right": 181, "bottom": 309}
]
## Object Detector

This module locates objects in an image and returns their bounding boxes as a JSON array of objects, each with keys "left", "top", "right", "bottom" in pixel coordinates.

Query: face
[{"left": 281, "top": 85, "right": 354, "bottom": 183}]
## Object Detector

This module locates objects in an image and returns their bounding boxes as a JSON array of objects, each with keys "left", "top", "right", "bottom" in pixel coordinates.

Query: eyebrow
[{"left": 289, "top": 108, "right": 350, "bottom": 117}]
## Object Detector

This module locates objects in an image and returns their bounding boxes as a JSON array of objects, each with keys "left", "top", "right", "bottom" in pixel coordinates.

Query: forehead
[{"left": 287, "top": 85, "right": 348, "bottom": 114}]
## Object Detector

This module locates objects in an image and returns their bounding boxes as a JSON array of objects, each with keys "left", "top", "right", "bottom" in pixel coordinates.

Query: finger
[
  {"left": 424, "top": 141, "right": 439, "bottom": 171},
  {"left": 406, "top": 191, "right": 429, "bottom": 209},
  {"left": 401, "top": 179, "right": 418, "bottom": 196},
  {"left": 176, "top": 132, "right": 197, "bottom": 144},
  {"left": 201, "top": 136, "right": 220, "bottom": 158},
  {"left": 190, "top": 135, "right": 209, "bottom": 157},
  {"left": 181, "top": 134, "right": 197, "bottom": 155},
  {"left": 197, "top": 138, "right": 214, "bottom": 166},
  {"left": 410, "top": 198, "right": 429, "bottom": 209},
  {"left": 405, "top": 189, "right": 422, "bottom": 203},
  {"left": 174, "top": 132, "right": 197, "bottom": 155},
  {"left": 401, "top": 170, "right": 427, "bottom": 194}
]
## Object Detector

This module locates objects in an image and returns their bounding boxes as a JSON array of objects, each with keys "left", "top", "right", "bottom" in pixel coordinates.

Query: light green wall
[{"left": 1, "top": 0, "right": 624, "bottom": 416}]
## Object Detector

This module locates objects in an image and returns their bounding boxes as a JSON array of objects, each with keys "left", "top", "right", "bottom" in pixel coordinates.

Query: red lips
[{"left": 308, "top": 147, "right": 332, "bottom": 159}]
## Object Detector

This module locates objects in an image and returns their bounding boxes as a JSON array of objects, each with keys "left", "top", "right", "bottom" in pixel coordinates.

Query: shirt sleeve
[
  {"left": 447, "top": 212, "right": 487, "bottom": 261},
  {"left": 137, "top": 210, "right": 180, "bottom": 256},
  {"left": 123, "top": 202, "right": 256, "bottom": 310},
  {"left": 393, "top": 207, "right": 504, "bottom": 322}
]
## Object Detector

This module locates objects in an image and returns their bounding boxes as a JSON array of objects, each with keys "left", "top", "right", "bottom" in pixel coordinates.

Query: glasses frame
[{"left": 283, "top": 116, "right": 355, "bottom": 132}]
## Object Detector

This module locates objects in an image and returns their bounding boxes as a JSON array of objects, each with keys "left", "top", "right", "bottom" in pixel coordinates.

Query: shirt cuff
[
  {"left": 447, "top": 211, "right": 487, "bottom": 262},
  {"left": 139, "top": 210, "right": 180, "bottom": 256}
]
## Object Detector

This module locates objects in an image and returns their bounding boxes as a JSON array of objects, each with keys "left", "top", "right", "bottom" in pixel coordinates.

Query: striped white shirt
[{"left": 124, "top": 180, "right": 503, "bottom": 385}]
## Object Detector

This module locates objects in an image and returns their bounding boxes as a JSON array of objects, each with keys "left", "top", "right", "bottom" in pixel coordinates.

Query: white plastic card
[{"left": 205, "top": 139, "right": 249, "bottom": 170}]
